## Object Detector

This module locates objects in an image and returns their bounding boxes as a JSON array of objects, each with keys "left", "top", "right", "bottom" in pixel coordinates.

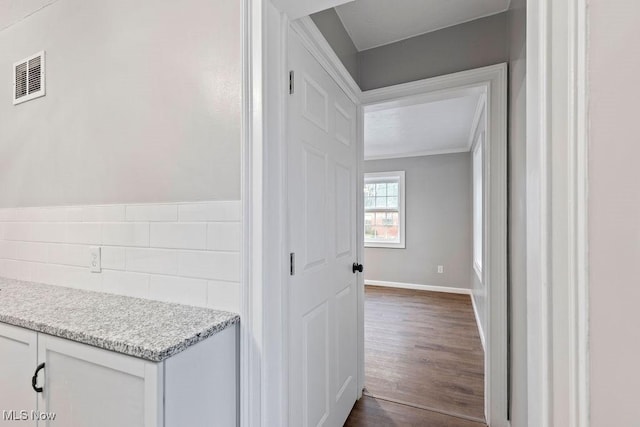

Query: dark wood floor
[
  {"left": 345, "top": 395, "right": 487, "bottom": 427},
  {"left": 347, "top": 286, "right": 485, "bottom": 424}
]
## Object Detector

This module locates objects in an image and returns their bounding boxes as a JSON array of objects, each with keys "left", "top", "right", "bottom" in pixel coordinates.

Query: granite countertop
[{"left": 0, "top": 277, "right": 239, "bottom": 362}]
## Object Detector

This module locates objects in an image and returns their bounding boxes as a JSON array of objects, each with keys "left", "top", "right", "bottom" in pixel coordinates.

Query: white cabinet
[
  {"left": 0, "top": 325, "right": 238, "bottom": 427},
  {"left": 0, "top": 324, "right": 38, "bottom": 426}
]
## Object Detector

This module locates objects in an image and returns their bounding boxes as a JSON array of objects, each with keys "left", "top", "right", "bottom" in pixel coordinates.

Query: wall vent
[{"left": 13, "top": 51, "right": 45, "bottom": 105}]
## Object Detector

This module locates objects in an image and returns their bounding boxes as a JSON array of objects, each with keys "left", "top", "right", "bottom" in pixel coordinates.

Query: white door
[
  {"left": 0, "top": 324, "right": 38, "bottom": 427},
  {"left": 288, "top": 30, "right": 359, "bottom": 427}
]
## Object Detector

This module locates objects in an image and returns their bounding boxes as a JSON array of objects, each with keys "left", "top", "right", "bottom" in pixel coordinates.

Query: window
[
  {"left": 473, "top": 133, "right": 484, "bottom": 279},
  {"left": 364, "top": 171, "right": 405, "bottom": 248}
]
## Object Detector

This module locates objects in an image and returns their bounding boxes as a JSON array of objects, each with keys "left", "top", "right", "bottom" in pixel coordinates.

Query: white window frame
[
  {"left": 364, "top": 171, "right": 406, "bottom": 249},
  {"left": 473, "top": 132, "right": 484, "bottom": 280}
]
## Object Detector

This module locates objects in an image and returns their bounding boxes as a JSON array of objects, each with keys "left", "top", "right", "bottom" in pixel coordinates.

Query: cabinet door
[
  {"left": 0, "top": 324, "right": 38, "bottom": 426},
  {"left": 37, "top": 335, "right": 162, "bottom": 427}
]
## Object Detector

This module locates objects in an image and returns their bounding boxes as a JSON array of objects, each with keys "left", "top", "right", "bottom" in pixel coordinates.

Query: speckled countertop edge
[{"left": 0, "top": 278, "right": 240, "bottom": 362}]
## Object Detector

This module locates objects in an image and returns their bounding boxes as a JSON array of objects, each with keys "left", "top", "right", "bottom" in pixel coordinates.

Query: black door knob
[{"left": 352, "top": 263, "right": 364, "bottom": 274}]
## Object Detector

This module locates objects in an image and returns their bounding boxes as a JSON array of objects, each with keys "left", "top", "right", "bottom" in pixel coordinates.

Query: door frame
[
  {"left": 361, "top": 64, "right": 508, "bottom": 426},
  {"left": 526, "top": 0, "right": 589, "bottom": 426},
  {"left": 242, "top": 1, "right": 590, "bottom": 426}
]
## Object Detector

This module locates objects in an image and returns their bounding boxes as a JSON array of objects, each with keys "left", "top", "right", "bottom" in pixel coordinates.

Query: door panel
[
  {"left": 288, "top": 29, "right": 358, "bottom": 427},
  {"left": 0, "top": 324, "right": 37, "bottom": 427},
  {"left": 37, "top": 335, "right": 156, "bottom": 427}
]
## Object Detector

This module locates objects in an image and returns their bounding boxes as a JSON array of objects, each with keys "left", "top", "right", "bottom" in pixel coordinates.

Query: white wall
[
  {"left": 364, "top": 153, "right": 472, "bottom": 290},
  {"left": 588, "top": 1, "right": 640, "bottom": 424},
  {"left": 0, "top": 0, "right": 242, "bottom": 310},
  {"left": 0, "top": 0, "right": 241, "bottom": 207}
]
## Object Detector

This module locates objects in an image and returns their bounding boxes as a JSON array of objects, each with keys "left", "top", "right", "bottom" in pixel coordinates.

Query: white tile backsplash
[
  {"left": 178, "top": 250, "right": 240, "bottom": 282},
  {"left": 126, "top": 204, "right": 178, "bottom": 222},
  {"left": 126, "top": 247, "right": 178, "bottom": 275},
  {"left": 149, "top": 275, "right": 208, "bottom": 306},
  {"left": 150, "top": 223, "right": 207, "bottom": 250},
  {"left": 0, "top": 201, "right": 241, "bottom": 311},
  {"left": 178, "top": 201, "right": 242, "bottom": 222},
  {"left": 102, "top": 223, "right": 150, "bottom": 247},
  {"left": 207, "top": 222, "right": 241, "bottom": 251},
  {"left": 102, "top": 270, "right": 150, "bottom": 299}
]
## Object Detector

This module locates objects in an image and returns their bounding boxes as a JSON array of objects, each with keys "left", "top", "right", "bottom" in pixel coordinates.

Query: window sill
[{"left": 365, "top": 242, "right": 406, "bottom": 249}]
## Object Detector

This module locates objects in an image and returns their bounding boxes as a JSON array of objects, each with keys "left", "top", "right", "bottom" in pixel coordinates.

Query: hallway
[{"left": 346, "top": 286, "right": 486, "bottom": 425}]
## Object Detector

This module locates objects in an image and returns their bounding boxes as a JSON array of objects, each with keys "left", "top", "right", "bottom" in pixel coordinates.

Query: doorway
[
  {"left": 356, "top": 67, "right": 508, "bottom": 426},
  {"left": 357, "top": 86, "right": 489, "bottom": 424},
  {"left": 282, "top": 15, "right": 507, "bottom": 427}
]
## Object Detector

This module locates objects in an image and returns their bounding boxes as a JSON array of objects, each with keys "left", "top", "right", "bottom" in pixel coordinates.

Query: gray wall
[
  {"left": 507, "top": 0, "right": 527, "bottom": 424},
  {"left": 589, "top": 0, "right": 640, "bottom": 424},
  {"left": 0, "top": 0, "right": 241, "bottom": 208},
  {"left": 357, "top": 12, "right": 509, "bottom": 91},
  {"left": 310, "top": 8, "right": 359, "bottom": 84},
  {"left": 364, "top": 153, "right": 472, "bottom": 290}
]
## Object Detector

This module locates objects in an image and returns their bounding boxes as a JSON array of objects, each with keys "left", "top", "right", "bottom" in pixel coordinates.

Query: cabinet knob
[{"left": 32, "top": 362, "right": 45, "bottom": 393}]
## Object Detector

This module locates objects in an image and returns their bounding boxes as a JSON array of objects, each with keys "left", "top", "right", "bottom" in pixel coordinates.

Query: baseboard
[
  {"left": 470, "top": 292, "right": 486, "bottom": 352},
  {"left": 364, "top": 280, "right": 471, "bottom": 295}
]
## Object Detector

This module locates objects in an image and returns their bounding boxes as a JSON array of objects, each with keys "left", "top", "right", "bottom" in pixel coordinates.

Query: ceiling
[
  {"left": 364, "top": 92, "right": 483, "bottom": 160},
  {"left": 335, "top": 0, "right": 511, "bottom": 51}
]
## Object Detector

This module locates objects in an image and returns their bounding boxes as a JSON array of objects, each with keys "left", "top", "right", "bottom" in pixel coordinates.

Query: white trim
[
  {"left": 527, "top": 0, "right": 590, "bottom": 425},
  {"left": 470, "top": 292, "right": 486, "bottom": 352},
  {"left": 361, "top": 64, "right": 508, "bottom": 427},
  {"left": 361, "top": 65, "right": 499, "bottom": 105},
  {"left": 365, "top": 280, "right": 471, "bottom": 295},
  {"left": 364, "top": 171, "right": 406, "bottom": 249},
  {"left": 290, "top": 17, "right": 361, "bottom": 103},
  {"left": 468, "top": 93, "right": 487, "bottom": 151},
  {"left": 365, "top": 147, "right": 470, "bottom": 161},
  {"left": 526, "top": 0, "right": 549, "bottom": 424},
  {"left": 240, "top": 0, "right": 263, "bottom": 426}
]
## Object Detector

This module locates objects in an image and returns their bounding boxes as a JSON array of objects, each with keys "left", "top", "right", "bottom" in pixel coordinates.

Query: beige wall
[
  {"left": 0, "top": 0, "right": 241, "bottom": 208},
  {"left": 588, "top": 0, "right": 640, "bottom": 424}
]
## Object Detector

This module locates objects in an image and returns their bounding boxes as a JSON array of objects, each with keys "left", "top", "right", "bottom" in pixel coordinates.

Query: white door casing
[{"left": 287, "top": 29, "right": 359, "bottom": 427}]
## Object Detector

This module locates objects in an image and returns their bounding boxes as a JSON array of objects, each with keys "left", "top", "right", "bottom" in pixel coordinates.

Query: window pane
[
  {"left": 375, "top": 196, "right": 387, "bottom": 208},
  {"left": 364, "top": 213, "right": 373, "bottom": 225},
  {"left": 364, "top": 184, "right": 376, "bottom": 197},
  {"left": 375, "top": 183, "right": 387, "bottom": 197},
  {"left": 365, "top": 210, "right": 400, "bottom": 243},
  {"left": 365, "top": 197, "right": 375, "bottom": 208},
  {"left": 387, "top": 183, "right": 398, "bottom": 197},
  {"left": 387, "top": 197, "right": 398, "bottom": 209}
]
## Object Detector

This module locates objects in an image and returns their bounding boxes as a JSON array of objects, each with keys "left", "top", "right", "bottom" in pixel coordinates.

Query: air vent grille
[{"left": 13, "top": 51, "right": 45, "bottom": 105}]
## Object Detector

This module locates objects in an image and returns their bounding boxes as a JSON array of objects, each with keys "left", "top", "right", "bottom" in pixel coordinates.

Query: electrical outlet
[
  {"left": 437, "top": 265, "right": 444, "bottom": 274},
  {"left": 90, "top": 247, "right": 101, "bottom": 273}
]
